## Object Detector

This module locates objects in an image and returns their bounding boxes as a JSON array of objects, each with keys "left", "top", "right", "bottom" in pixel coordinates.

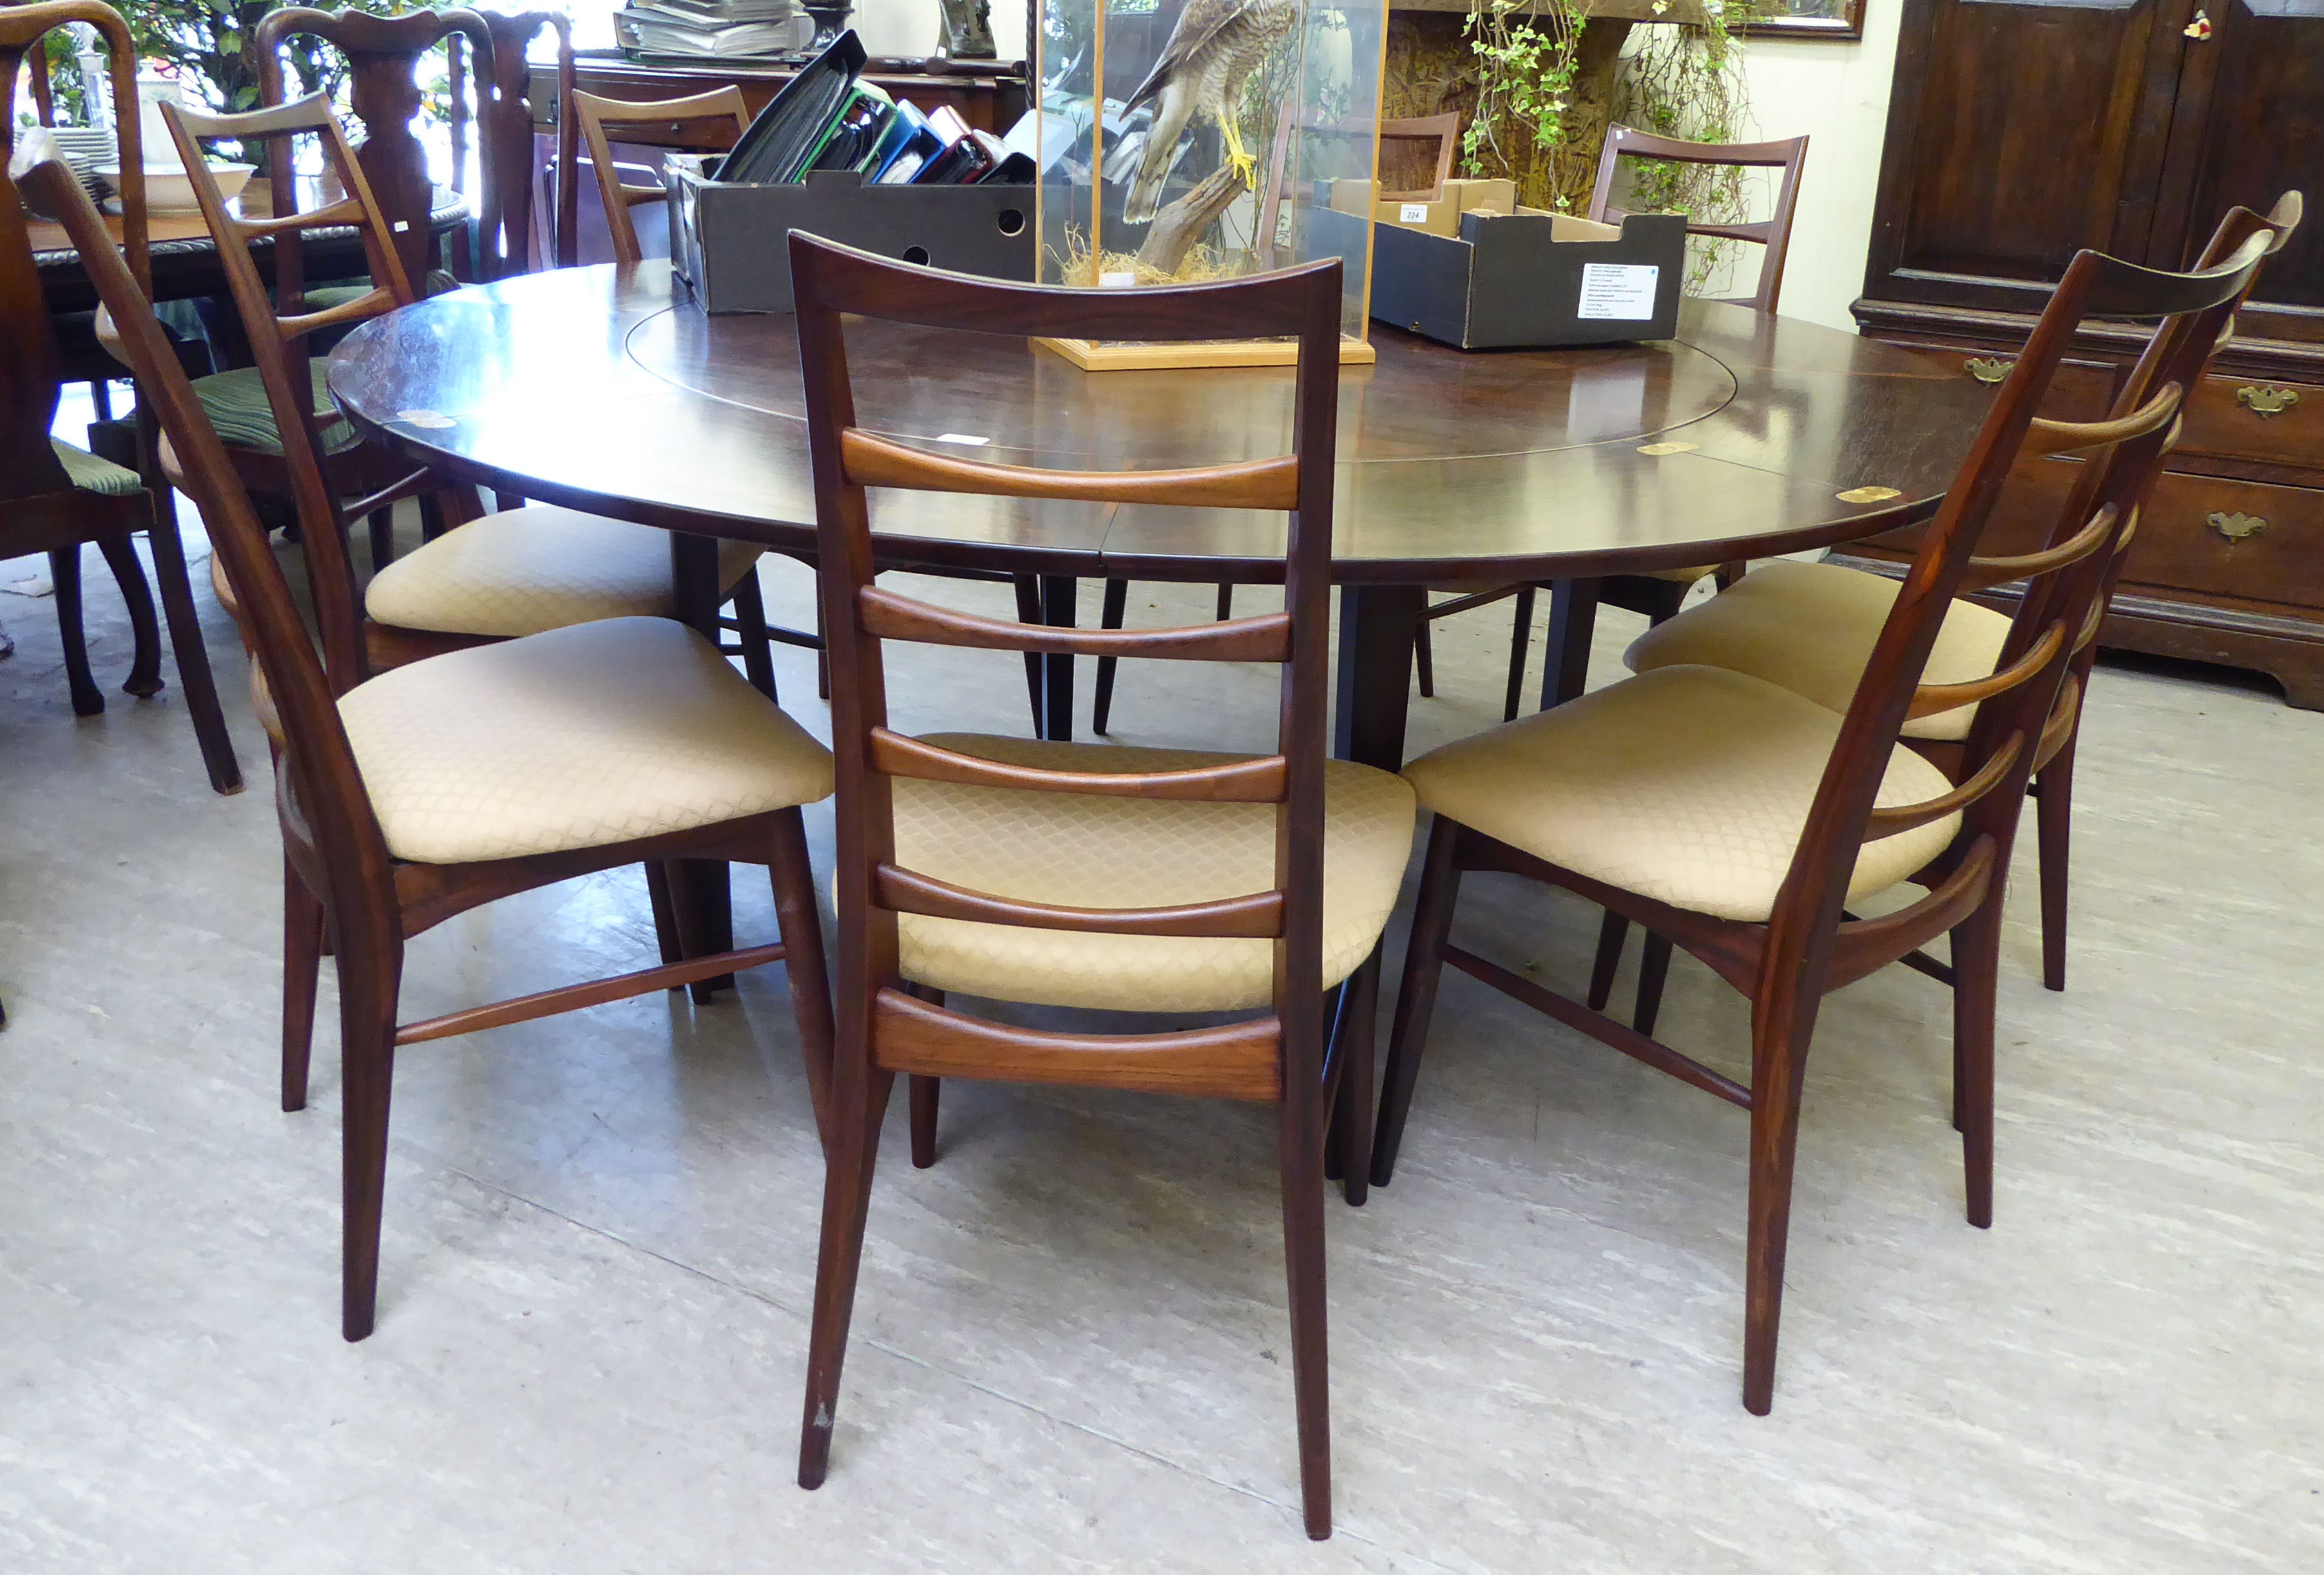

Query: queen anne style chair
[
  {"left": 0, "top": 1, "right": 240, "bottom": 793},
  {"left": 1367, "top": 229, "right": 2274, "bottom": 1415},
  {"left": 18, "top": 128, "right": 840, "bottom": 1342},
  {"left": 160, "top": 95, "right": 777, "bottom": 691},
  {"left": 787, "top": 235, "right": 1413, "bottom": 1540},
  {"left": 468, "top": 8, "right": 576, "bottom": 281},
  {"left": 1622, "top": 193, "right": 2301, "bottom": 992},
  {"left": 1412, "top": 128, "right": 1813, "bottom": 722}
]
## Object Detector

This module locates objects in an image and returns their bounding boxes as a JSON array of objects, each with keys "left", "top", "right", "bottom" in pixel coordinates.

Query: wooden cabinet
[{"left": 1852, "top": 0, "right": 2324, "bottom": 707}]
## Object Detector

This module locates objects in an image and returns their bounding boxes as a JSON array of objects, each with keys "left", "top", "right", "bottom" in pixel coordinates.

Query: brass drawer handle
[
  {"left": 1963, "top": 356, "right": 2012, "bottom": 385},
  {"left": 2235, "top": 384, "right": 2300, "bottom": 418},
  {"left": 2208, "top": 510, "right": 2267, "bottom": 543}
]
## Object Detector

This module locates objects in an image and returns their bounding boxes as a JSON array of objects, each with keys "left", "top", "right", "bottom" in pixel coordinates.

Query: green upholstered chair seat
[
  {"left": 191, "top": 361, "right": 360, "bottom": 456},
  {"left": 50, "top": 438, "right": 142, "bottom": 496},
  {"left": 297, "top": 269, "right": 459, "bottom": 311}
]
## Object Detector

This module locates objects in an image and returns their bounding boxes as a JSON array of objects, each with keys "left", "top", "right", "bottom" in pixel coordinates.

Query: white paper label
[
  {"left": 1399, "top": 202, "right": 1429, "bottom": 224},
  {"left": 1577, "top": 263, "right": 1660, "bottom": 322},
  {"left": 934, "top": 432, "right": 990, "bottom": 446},
  {"left": 1099, "top": 270, "right": 1137, "bottom": 288}
]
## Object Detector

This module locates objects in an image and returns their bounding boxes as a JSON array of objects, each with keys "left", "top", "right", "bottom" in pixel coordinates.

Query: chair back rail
[
  {"left": 252, "top": 6, "right": 495, "bottom": 293},
  {"left": 1587, "top": 126, "right": 1809, "bottom": 311},
  {"left": 468, "top": 10, "right": 573, "bottom": 279},
  {"left": 791, "top": 231, "right": 1341, "bottom": 1098},
  {"left": 1785, "top": 226, "right": 2283, "bottom": 1000},
  {"left": 569, "top": 88, "right": 749, "bottom": 267},
  {"left": 161, "top": 93, "right": 422, "bottom": 686},
  {"left": 0, "top": 2, "right": 144, "bottom": 503},
  {"left": 14, "top": 128, "right": 402, "bottom": 954}
]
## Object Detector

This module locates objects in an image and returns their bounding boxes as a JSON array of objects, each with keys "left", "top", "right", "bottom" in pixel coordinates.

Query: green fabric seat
[
  {"left": 298, "top": 269, "right": 460, "bottom": 312},
  {"left": 51, "top": 438, "right": 142, "bottom": 496},
  {"left": 190, "top": 360, "right": 360, "bottom": 457}
]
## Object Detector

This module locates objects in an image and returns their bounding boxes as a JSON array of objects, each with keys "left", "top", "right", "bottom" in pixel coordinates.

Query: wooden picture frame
[{"left": 1743, "top": 0, "right": 1865, "bottom": 41}]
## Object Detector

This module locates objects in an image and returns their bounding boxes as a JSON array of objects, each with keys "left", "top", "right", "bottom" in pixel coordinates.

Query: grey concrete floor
[{"left": 3, "top": 511, "right": 2320, "bottom": 1574}]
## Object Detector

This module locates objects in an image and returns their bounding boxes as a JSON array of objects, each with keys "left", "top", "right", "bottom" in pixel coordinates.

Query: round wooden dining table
[{"left": 327, "top": 260, "right": 1992, "bottom": 772}]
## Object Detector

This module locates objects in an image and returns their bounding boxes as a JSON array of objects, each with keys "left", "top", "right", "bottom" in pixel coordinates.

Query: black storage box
[
  {"left": 665, "top": 158, "right": 1038, "bottom": 314},
  {"left": 1368, "top": 209, "right": 1689, "bottom": 349}
]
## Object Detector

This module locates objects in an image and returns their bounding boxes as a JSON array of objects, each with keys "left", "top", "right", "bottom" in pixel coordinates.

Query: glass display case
[{"left": 1032, "top": 0, "right": 1387, "bottom": 368}]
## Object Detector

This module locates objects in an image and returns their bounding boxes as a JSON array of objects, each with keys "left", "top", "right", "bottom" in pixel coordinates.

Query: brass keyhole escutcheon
[
  {"left": 1963, "top": 356, "right": 2012, "bottom": 385},
  {"left": 2207, "top": 510, "right": 2267, "bottom": 543},
  {"left": 2236, "top": 385, "right": 2301, "bottom": 418}
]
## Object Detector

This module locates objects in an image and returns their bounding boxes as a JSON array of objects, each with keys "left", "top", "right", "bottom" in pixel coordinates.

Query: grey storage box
[
  {"left": 665, "top": 157, "right": 1037, "bottom": 314},
  {"left": 1368, "top": 209, "right": 1689, "bottom": 350}
]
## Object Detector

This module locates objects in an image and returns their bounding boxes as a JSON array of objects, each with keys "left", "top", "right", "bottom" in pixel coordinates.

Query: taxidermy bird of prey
[{"left": 1120, "top": 0, "right": 1297, "bottom": 225}]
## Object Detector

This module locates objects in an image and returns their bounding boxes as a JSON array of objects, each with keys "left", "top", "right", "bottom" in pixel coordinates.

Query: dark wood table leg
[
  {"left": 1038, "top": 574, "right": 1077, "bottom": 742},
  {"left": 670, "top": 531, "right": 735, "bottom": 996},
  {"left": 1333, "top": 583, "right": 1426, "bottom": 771},
  {"left": 1542, "top": 577, "right": 1603, "bottom": 710}
]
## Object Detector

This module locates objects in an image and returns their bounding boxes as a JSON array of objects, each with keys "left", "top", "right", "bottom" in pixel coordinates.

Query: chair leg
[
  {"left": 908, "top": 1076, "right": 941, "bottom": 1169},
  {"left": 416, "top": 493, "right": 450, "bottom": 543},
  {"left": 336, "top": 936, "right": 404, "bottom": 1342},
  {"left": 95, "top": 534, "right": 164, "bottom": 698},
  {"left": 1633, "top": 931, "right": 1673, "bottom": 1037},
  {"left": 145, "top": 488, "right": 243, "bottom": 793},
  {"left": 282, "top": 859, "right": 325, "bottom": 1114},
  {"left": 1278, "top": 1070, "right": 1334, "bottom": 1539},
  {"left": 2035, "top": 742, "right": 2075, "bottom": 993},
  {"left": 367, "top": 507, "right": 396, "bottom": 570},
  {"left": 1012, "top": 572, "right": 1044, "bottom": 734},
  {"left": 1501, "top": 586, "right": 1535, "bottom": 722},
  {"left": 797, "top": 1054, "right": 898, "bottom": 1489},
  {"left": 1542, "top": 577, "right": 1602, "bottom": 709},
  {"left": 1215, "top": 583, "right": 1233, "bottom": 621},
  {"left": 1326, "top": 952, "right": 1379, "bottom": 1206},
  {"left": 1092, "top": 577, "right": 1129, "bottom": 735},
  {"left": 1586, "top": 910, "right": 1628, "bottom": 1012},
  {"left": 48, "top": 546, "right": 105, "bottom": 717},
  {"left": 727, "top": 566, "right": 779, "bottom": 700},
  {"left": 1952, "top": 894, "right": 2003, "bottom": 1231},
  {"left": 1412, "top": 612, "right": 1435, "bottom": 697},
  {"left": 644, "top": 860, "right": 685, "bottom": 971},
  {"left": 769, "top": 808, "right": 836, "bottom": 1144},
  {"left": 1740, "top": 998, "right": 1816, "bottom": 1415},
  {"left": 1371, "top": 816, "right": 1463, "bottom": 1187}
]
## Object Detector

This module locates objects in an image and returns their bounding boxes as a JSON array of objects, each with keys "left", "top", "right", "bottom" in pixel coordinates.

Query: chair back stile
[
  {"left": 14, "top": 129, "right": 400, "bottom": 955},
  {"left": 468, "top": 10, "right": 575, "bottom": 278},
  {"left": 0, "top": 1, "right": 144, "bottom": 503},
  {"left": 160, "top": 94, "right": 420, "bottom": 688},
  {"left": 251, "top": 6, "right": 495, "bottom": 295},
  {"left": 792, "top": 235, "right": 1344, "bottom": 1100},
  {"left": 1765, "top": 230, "right": 2280, "bottom": 1003}
]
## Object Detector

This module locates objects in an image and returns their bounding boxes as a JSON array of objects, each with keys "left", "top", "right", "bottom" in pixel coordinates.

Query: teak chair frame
[
  {"left": 789, "top": 234, "right": 1353, "bottom": 1540},
  {"left": 569, "top": 86, "right": 749, "bottom": 267},
  {"left": 17, "top": 128, "right": 838, "bottom": 1346},
  {"left": 0, "top": 1, "right": 240, "bottom": 793},
  {"left": 1421, "top": 128, "right": 1814, "bottom": 720},
  {"left": 1370, "top": 228, "right": 2276, "bottom": 1415}
]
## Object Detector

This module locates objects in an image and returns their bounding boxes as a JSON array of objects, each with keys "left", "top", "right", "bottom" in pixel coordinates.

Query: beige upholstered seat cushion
[
  {"left": 1635, "top": 563, "right": 1717, "bottom": 585},
  {"left": 338, "top": 616, "right": 832, "bottom": 864},
  {"left": 888, "top": 735, "right": 1417, "bottom": 1013},
  {"left": 1625, "top": 559, "right": 2012, "bottom": 742},
  {"left": 365, "top": 504, "right": 764, "bottom": 637},
  {"left": 1401, "top": 664, "right": 1959, "bottom": 922}
]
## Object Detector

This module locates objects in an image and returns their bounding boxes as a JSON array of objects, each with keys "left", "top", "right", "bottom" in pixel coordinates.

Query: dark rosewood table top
[{"left": 327, "top": 261, "right": 1991, "bottom": 585}]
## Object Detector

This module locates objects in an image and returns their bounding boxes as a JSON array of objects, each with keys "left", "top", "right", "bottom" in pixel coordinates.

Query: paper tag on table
[
  {"left": 1099, "top": 271, "right": 1137, "bottom": 288},
  {"left": 1577, "top": 264, "right": 1660, "bottom": 322}
]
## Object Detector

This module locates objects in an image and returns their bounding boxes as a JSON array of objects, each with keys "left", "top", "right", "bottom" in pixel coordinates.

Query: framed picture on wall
[{"left": 1744, "top": 0, "right": 1865, "bottom": 41}]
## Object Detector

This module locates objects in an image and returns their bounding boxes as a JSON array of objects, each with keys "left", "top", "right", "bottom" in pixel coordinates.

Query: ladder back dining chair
[
  {"left": 1369, "top": 227, "right": 2274, "bottom": 1415},
  {"left": 568, "top": 86, "right": 749, "bottom": 267},
  {"left": 788, "top": 233, "right": 1415, "bottom": 1540},
  {"left": 160, "top": 94, "right": 780, "bottom": 696},
  {"left": 19, "top": 126, "right": 841, "bottom": 1345},
  {"left": 1623, "top": 192, "right": 2303, "bottom": 992},
  {"left": 0, "top": 0, "right": 240, "bottom": 793}
]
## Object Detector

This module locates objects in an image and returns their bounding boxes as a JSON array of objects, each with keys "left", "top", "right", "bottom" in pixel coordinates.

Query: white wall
[
  {"left": 1731, "top": 8, "right": 1904, "bottom": 330},
  {"left": 852, "top": 0, "right": 1030, "bottom": 62}
]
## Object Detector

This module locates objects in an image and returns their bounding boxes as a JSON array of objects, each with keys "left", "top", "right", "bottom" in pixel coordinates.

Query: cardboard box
[
  {"left": 1327, "top": 179, "right": 1461, "bottom": 238},
  {"left": 1368, "top": 208, "right": 1689, "bottom": 349},
  {"left": 1445, "top": 177, "right": 1517, "bottom": 215},
  {"left": 665, "top": 157, "right": 1037, "bottom": 314}
]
